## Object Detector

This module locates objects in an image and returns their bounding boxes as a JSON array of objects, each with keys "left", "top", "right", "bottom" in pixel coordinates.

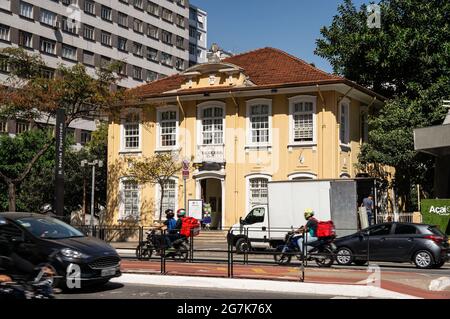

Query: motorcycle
[
  {"left": 274, "top": 230, "right": 336, "bottom": 267},
  {"left": 0, "top": 256, "right": 56, "bottom": 299},
  {"left": 135, "top": 229, "right": 189, "bottom": 261}
]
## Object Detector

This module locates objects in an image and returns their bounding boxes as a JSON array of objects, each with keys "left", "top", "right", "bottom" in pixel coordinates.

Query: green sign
[{"left": 421, "top": 199, "right": 450, "bottom": 235}]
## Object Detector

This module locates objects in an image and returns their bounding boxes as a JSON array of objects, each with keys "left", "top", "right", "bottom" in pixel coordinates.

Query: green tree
[
  {"left": 315, "top": 0, "right": 450, "bottom": 211},
  {"left": 126, "top": 153, "right": 182, "bottom": 221},
  {"left": 0, "top": 47, "right": 123, "bottom": 211}
]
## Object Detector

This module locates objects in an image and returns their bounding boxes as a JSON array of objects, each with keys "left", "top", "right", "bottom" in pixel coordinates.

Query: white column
[{"left": 221, "top": 178, "right": 226, "bottom": 229}]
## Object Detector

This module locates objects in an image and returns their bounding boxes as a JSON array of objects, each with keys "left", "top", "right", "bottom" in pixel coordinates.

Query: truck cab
[{"left": 229, "top": 205, "right": 274, "bottom": 252}]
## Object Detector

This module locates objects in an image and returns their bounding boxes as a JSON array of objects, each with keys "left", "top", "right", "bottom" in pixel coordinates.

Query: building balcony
[{"left": 195, "top": 145, "right": 225, "bottom": 163}]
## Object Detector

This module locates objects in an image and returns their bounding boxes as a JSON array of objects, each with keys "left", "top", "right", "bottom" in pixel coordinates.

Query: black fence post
[
  {"left": 138, "top": 226, "right": 143, "bottom": 260},
  {"left": 161, "top": 229, "right": 166, "bottom": 274},
  {"left": 189, "top": 228, "right": 194, "bottom": 263}
]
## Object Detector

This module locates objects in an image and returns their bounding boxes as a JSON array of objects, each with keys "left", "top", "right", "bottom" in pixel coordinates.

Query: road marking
[{"left": 252, "top": 268, "right": 268, "bottom": 274}]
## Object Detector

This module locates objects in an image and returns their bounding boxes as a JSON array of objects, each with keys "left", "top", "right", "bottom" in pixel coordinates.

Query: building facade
[
  {"left": 0, "top": 0, "right": 205, "bottom": 88},
  {"left": 106, "top": 48, "right": 384, "bottom": 228},
  {"left": 188, "top": 3, "right": 206, "bottom": 66}
]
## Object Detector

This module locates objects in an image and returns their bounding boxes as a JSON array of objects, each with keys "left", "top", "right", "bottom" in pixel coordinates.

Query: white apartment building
[
  {"left": 0, "top": 0, "right": 206, "bottom": 138},
  {"left": 0, "top": 0, "right": 200, "bottom": 88},
  {"left": 188, "top": 3, "right": 206, "bottom": 66}
]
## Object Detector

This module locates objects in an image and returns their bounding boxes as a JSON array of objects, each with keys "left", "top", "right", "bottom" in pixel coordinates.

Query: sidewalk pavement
[
  {"left": 111, "top": 273, "right": 415, "bottom": 299},
  {"left": 119, "top": 260, "right": 450, "bottom": 299}
]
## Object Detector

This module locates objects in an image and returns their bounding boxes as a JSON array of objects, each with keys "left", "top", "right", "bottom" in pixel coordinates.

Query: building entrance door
[{"left": 200, "top": 179, "right": 222, "bottom": 230}]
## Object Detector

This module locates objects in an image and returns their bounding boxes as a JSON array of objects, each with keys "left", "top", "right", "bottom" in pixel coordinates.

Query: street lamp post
[{"left": 81, "top": 159, "right": 103, "bottom": 234}]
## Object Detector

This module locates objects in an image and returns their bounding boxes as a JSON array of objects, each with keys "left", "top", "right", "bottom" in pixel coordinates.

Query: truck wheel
[
  {"left": 335, "top": 247, "right": 353, "bottom": 266},
  {"left": 236, "top": 238, "right": 250, "bottom": 254}
]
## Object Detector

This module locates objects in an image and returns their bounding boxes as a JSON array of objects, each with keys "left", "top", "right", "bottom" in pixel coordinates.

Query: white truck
[{"left": 228, "top": 179, "right": 360, "bottom": 252}]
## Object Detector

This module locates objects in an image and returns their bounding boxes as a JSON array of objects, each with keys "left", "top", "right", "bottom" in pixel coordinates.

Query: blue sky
[{"left": 192, "top": 0, "right": 370, "bottom": 73}]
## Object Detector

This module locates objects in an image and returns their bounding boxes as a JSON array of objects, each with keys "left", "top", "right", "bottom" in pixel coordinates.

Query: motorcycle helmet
[
  {"left": 176, "top": 209, "right": 186, "bottom": 218},
  {"left": 165, "top": 209, "right": 174, "bottom": 219},
  {"left": 304, "top": 208, "right": 314, "bottom": 219}
]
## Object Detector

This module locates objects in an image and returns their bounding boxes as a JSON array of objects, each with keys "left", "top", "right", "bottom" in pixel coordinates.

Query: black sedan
[
  {"left": 334, "top": 222, "right": 449, "bottom": 269},
  {"left": 0, "top": 212, "right": 121, "bottom": 287}
]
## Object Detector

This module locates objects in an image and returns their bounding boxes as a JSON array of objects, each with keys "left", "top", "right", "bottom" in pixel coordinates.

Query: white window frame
[
  {"left": 196, "top": 101, "right": 226, "bottom": 147},
  {"left": 245, "top": 174, "right": 272, "bottom": 214},
  {"left": 339, "top": 97, "right": 351, "bottom": 147},
  {"left": 246, "top": 98, "right": 272, "bottom": 148},
  {"left": 156, "top": 106, "right": 179, "bottom": 151},
  {"left": 154, "top": 177, "right": 178, "bottom": 221},
  {"left": 20, "top": 1, "right": 33, "bottom": 19},
  {"left": 118, "top": 178, "right": 141, "bottom": 221},
  {"left": 0, "top": 25, "right": 10, "bottom": 42},
  {"left": 288, "top": 172, "right": 317, "bottom": 180},
  {"left": 101, "top": 5, "right": 112, "bottom": 22},
  {"left": 40, "top": 9, "right": 57, "bottom": 27},
  {"left": 288, "top": 95, "right": 317, "bottom": 147},
  {"left": 40, "top": 38, "right": 56, "bottom": 55},
  {"left": 120, "top": 109, "right": 142, "bottom": 153},
  {"left": 61, "top": 44, "right": 76, "bottom": 61}
]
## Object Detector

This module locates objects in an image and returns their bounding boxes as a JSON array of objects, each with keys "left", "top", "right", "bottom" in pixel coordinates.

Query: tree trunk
[
  {"left": 159, "top": 184, "right": 164, "bottom": 222},
  {"left": 8, "top": 182, "right": 16, "bottom": 212}
]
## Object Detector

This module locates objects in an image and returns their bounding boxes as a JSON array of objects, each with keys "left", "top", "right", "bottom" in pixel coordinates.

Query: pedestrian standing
[{"left": 362, "top": 194, "right": 375, "bottom": 226}]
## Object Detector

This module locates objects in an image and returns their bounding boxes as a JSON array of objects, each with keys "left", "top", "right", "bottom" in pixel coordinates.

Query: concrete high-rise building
[
  {"left": 0, "top": 0, "right": 206, "bottom": 139},
  {"left": 0, "top": 0, "right": 205, "bottom": 89},
  {"left": 188, "top": 3, "right": 206, "bottom": 66}
]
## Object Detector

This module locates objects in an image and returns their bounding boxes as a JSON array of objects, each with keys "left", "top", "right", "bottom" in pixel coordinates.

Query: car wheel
[
  {"left": 335, "top": 247, "right": 353, "bottom": 266},
  {"left": 236, "top": 238, "right": 251, "bottom": 254},
  {"left": 413, "top": 250, "right": 434, "bottom": 269}
]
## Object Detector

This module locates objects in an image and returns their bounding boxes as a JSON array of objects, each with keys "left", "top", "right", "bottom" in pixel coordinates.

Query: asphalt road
[{"left": 57, "top": 282, "right": 336, "bottom": 299}]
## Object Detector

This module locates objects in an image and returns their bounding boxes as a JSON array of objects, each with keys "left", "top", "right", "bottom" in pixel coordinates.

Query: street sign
[{"left": 182, "top": 159, "right": 189, "bottom": 179}]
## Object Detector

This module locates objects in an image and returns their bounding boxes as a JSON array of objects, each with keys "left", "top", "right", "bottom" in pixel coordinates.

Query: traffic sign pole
[{"left": 182, "top": 160, "right": 189, "bottom": 210}]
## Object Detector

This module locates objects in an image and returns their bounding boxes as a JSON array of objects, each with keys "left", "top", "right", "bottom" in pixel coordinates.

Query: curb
[{"left": 111, "top": 273, "right": 419, "bottom": 299}]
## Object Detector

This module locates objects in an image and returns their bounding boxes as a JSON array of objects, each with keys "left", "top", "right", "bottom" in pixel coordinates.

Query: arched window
[
  {"left": 288, "top": 172, "right": 317, "bottom": 181},
  {"left": 119, "top": 178, "right": 140, "bottom": 221},
  {"left": 246, "top": 99, "right": 272, "bottom": 146},
  {"left": 246, "top": 174, "right": 272, "bottom": 210},
  {"left": 288, "top": 95, "right": 317, "bottom": 145},
  {"left": 155, "top": 178, "right": 178, "bottom": 220},
  {"left": 197, "top": 102, "right": 225, "bottom": 146},
  {"left": 121, "top": 110, "right": 141, "bottom": 152}
]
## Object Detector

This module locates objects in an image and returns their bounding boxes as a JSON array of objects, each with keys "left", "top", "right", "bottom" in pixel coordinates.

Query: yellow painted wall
[{"left": 107, "top": 91, "right": 367, "bottom": 227}]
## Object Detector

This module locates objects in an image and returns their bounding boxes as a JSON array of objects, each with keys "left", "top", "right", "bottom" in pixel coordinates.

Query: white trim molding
[
  {"left": 155, "top": 105, "right": 180, "bottom": 152},
  {"left": 119, "top": 108, "right": 143, "bottom": 154},
  {"left": 194, "top": 172, "right": 226, "bottom": 229},
  {"left": 287, "top": 172, "right": 317, "bottom": 180},
  {"left": 245, "top": 173, "right": 272, "bottom": 214},
  {"left": 339, "top": 97, "right": 351, "bottom": 149},
  {"left": 245, "top": 98, "right": 272, "bottom": 149},
  {"left": 288, "top": 95, "right": 317, "bottom": 149}
]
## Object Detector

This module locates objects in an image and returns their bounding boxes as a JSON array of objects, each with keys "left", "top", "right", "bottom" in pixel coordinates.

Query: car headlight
[{"left": 60, "top": 248, "right": 87, "bottom": 259}]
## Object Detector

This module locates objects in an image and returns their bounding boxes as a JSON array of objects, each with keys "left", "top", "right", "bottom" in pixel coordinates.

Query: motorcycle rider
[
  {"left": 296, "top": 208, "right": 319, "bottom": 255},
  {"left": 0, "top": 217, "right": 54, "bottom": 293}
]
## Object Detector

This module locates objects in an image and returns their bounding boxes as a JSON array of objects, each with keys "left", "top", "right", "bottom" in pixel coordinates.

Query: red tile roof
[{"left": 129, "top": 47, "right": 344, "bottom": 98}]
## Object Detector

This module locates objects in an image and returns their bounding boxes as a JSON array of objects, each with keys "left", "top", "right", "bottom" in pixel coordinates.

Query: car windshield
[{"left": 15, "top": 217, "right": 85, "bottom": 239}]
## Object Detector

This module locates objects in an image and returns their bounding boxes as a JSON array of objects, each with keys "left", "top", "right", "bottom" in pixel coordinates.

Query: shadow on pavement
[{"left": 60, "top": 282, "right": 124, "bottom": 295}]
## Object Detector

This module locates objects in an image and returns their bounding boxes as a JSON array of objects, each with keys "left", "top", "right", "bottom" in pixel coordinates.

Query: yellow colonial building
[{"left": 106, "top": 48, "right": 384, "bottom": 228}]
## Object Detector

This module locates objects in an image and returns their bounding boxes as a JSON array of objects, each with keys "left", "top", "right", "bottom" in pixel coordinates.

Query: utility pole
[{"left": 81, "top": 159, "right": 103, "bottom": 233}]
